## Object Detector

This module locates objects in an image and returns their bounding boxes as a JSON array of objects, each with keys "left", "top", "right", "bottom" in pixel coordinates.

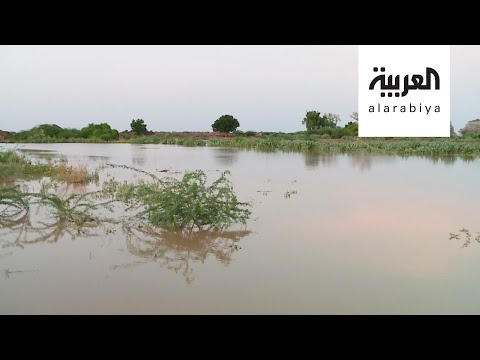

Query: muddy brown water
[{"left": 1, "top": 143, "right": 480, "bottom": 314}]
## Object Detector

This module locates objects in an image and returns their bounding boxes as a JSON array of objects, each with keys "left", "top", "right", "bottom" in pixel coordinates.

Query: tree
[
  {"left": 324, "top": 113, "right": 341, "bottom": 127},
  {"left": 79, "top": 123, "right": 119, "bottom": 141},
  {"left": 350, "top": 112, "right": 358, "bottom": 122},
  {"left": 459, "top": 119, "right": 480, "bottom": 138},
  {"left": 302, "top": 111, "right": 339, "bottom": 131},
  {"left": 38, "top": 124, "right": 63, "bottom": 138},
  {"left": 344, "top": 121, "right": 358, "bottom": 136},
  {"left": 211, "top": 115, "right": 240, "bottom": 133},
  {"left": 302, "top": 111, "right": 322, "bottom": 131},
  {"left": 131, "top": 119, "right": 147, "bottom": 135},
  {"left": 450, "top": 122, "right": 457, "bottom": 137}
]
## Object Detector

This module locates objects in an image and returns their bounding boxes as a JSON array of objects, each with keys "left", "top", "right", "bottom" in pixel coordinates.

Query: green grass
[
  {"left": 204, "top": 137, "right": 480, "bottom": 155},
  {"left": 125, "top": 133, "right": 480, "bottom": 156},
  {"left": 5, "top": 129, "right": 480, "bottom": 156}
]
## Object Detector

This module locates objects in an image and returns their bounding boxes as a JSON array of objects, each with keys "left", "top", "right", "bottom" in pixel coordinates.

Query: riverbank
[{"left": 3, "top": 133, "right": 480, "bottom": 156}]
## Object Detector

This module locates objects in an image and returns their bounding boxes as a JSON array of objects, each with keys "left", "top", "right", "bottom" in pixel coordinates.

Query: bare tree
[
  {"left": 350, "top": 112, "right": 358, "bottom": 122},
  {"left": 460, "top": 119, "right": 480, "bottom": 137},
  {"left": 450, "top": 122, "right": 457, "bottom": 137}
]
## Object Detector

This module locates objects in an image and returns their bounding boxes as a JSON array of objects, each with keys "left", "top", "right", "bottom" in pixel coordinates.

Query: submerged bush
[
  {"left": 0, "top": 186, "right": 30, "bottom": 216},
  {"left": 35, "top": 191, "right": 111, "bottom": 224},
  {"left": 105, "top": 169, "right": 251, "bottom": 232},
  {"left": 0, "top": 186, "right": 114, "bottom": 226}
]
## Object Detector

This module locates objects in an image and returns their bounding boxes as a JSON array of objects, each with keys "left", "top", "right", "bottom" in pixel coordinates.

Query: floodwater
[{"left": 1, "top": 143, "right": 480, "bottom": 314}]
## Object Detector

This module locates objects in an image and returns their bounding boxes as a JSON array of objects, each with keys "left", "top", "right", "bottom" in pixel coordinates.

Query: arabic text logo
[{"left": 369, "top": 67, "right": 440, "bottom": 98}]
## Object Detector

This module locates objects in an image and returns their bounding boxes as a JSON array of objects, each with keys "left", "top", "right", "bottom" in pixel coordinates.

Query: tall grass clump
[
  {"left": 50, "top": 158, "right": 99, "bottom": 184},
  {"left": 0, "top": 149, "right": 53, "bottom": 183},
  {"left": 0, "top": 149, "right": 99, "bottom": 185}
]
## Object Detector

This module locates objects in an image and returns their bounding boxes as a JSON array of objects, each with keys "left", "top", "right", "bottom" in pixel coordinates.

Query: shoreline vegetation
[
  {"left": 2, "top": 130, "right": 480, "bottom": 156},
  {"left": 1, "top": 114, "right": 480, "bottom": 156}
]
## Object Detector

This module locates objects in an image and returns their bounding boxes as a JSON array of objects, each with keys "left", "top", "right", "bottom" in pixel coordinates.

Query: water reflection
[
  {"left": 301, "top": 151, "right": 479, "bottom": 172},
  {"left": 16, "top": 148, "right": 59, "bottom": 161},
  {"left": 413, "top": 154, "right": 477, "bottom": 165},
  {"left": 131, "top": 146, "right": 146, "bottom": 166},
  {"left": 121, "top": 226, "right": 251, "bottom": 283},
  {"left": 0, "top": 214, "right": 99, "bottom": 249},
  {"left": 348, "top": 152, "right": 394, "bottom": 171},
  {"left": 303, "top": 151, "right": 379, "bottom": 171},
  {"left": 16, "top": 148, "right": 56, "bottom": 154},
  {"left": 87, "top": 155, "right": 111, "bottom": 162},
  {"left": 303, "top": 152, "right": 337, "bottom": 169},
  {"left": 40, "top": 179, "right": 90, "bottom": 197},
  {"left": 0, "top": 206, "right": 250, "bottom": 284},
  {"left": 212, "top": 149, "right": 239, "bottom": 166},
  {"left": 348, "top": 153, "right": 479, "bottom": 171}
]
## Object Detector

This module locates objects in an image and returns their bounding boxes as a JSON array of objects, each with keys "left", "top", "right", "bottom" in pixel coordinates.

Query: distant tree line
[
  {"left": 5, "top": 113, "right": 480, "bottom": 142},
  {"left": 11, "top": 123, "right": 119, "bottom": 142}
]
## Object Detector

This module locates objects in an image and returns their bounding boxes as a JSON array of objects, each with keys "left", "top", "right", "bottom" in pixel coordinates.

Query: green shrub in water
[{"left": 112, "top": 170, "right": 251, "bottom": 232}]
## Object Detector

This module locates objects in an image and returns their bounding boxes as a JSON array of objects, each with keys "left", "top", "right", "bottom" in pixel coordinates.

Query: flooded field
[{"left": 1, "top": 143, "right": 480, "bottom": 314}]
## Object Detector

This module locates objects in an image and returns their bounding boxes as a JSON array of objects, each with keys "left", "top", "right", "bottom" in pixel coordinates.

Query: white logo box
[{"left": 358, "top": 45, "right": 450, "bottom": 137}]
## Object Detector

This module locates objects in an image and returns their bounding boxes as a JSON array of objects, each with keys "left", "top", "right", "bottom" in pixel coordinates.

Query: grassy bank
[
  {"left": 130, "top": 134, "right": 480, "bottom": 156},
  {"left": 210, "top": 137, "right": 480, "bottom": 155},
  {"left": 4, "top": 132, "right": 480, "bottom": 156}
]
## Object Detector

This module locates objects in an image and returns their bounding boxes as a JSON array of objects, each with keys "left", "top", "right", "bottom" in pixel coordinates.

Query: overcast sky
[{"left": 0, "top": 45, "right": 478, "bottom": 133}]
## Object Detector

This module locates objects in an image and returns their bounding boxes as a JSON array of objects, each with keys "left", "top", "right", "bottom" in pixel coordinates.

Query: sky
[{"left": 0, "top": 45, "right": 479, "bottom": 133}]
